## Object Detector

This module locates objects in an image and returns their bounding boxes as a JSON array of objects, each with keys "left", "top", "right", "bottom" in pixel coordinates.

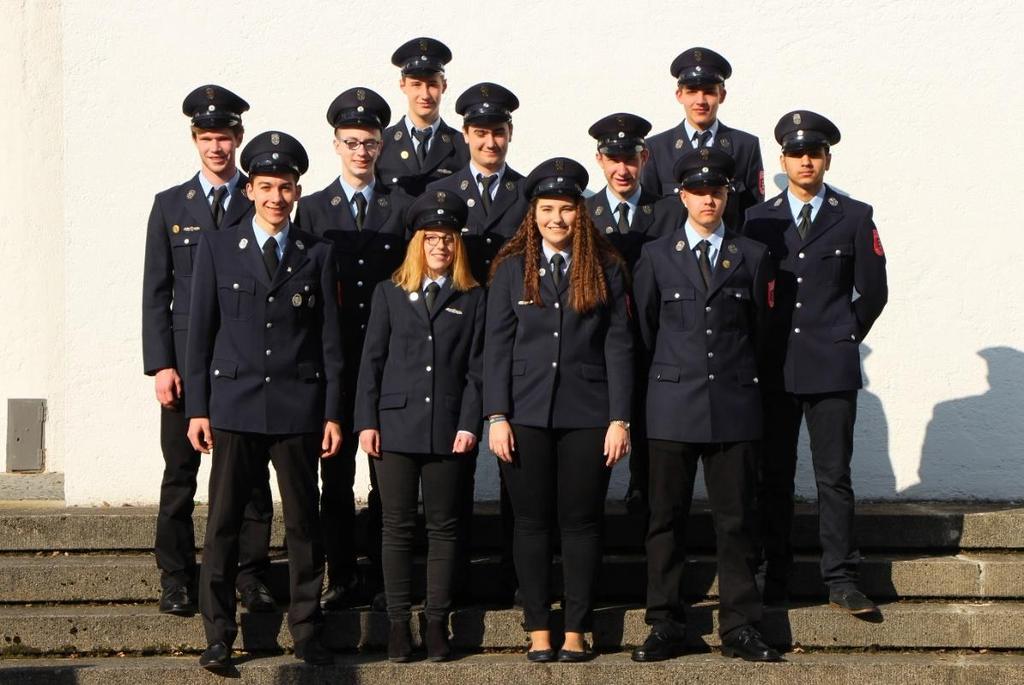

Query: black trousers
[
  {"left": 760, "top": 390, "right": 860, "bottom": 590},
  {"left": 373, "top": 451, "right": 466, "bottom": 621},
  {"left": 645, "top": 439, "right": 761, "bottom": 638},
  {"left": 155, "top": 404, "right": 271, "bottom": 590},
  {"left": 201, "top": 429, "right": 324, "bottom": 649},
  {"left": 499, "top": 425, "right": 610, "bottom": 632}
]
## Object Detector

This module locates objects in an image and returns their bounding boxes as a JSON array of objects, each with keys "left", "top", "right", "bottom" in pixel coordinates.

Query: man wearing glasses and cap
[
  {"left": 296, "top": 87, "right": 412, "bottom": 611},
  {"left": 742, "top": 111, "right": 888, "bottom": 617},
  {"left": 378, "top": 37, "right": 469, "bottom": 198},
  {"left": 141, "top": 85, "right": 275, "bottom": 620},
  {"left": 642, "top": 47, "right": 764, "bottom": 231},
  {"left": 586, "top": 112, "right": 684, "bottom": 514}
]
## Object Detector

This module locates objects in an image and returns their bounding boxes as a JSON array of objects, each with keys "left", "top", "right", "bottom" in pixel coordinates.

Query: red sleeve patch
[
  {"left": 336, "top": 281, "right": 344, "bottom": 305},
  {"left": 767, "top": 279, "right": 776, "bottom": 308},
  {"left": 758, "top": 169, "right": 765, "bottom": 197},
  {"left": 872, "top": 228, "right": 884, "bottom": 256}
]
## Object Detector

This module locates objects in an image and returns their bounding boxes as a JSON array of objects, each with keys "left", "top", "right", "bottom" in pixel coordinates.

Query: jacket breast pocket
[
  {"left": 721, "top": 286, "right": 752, "bottom": 330},
  {"left": 171, "top": 236, "right": 198, "bottom": 275},
  {"left": 661, "top": 286, "right": 695, "bottom": 331},
  {"left": 379, "top": 393, "right": 407, "bottom": 410},
  {"left": 650, "top": 364, "right": 680, "bottom": 383},
  {"left": 580, "top": 363, "right": 608, "bottom": 382},
  {"left": 211, "top": 358, "right": 238, "bottom": 380},
  {"left": 297, "top": 362, "right": 322, "bottom": 383},
  {"left": 217, "top": 277, "right": 255, "bottom": 321},
  {"left": 822, "top": 243, "right": 854, "bottom": 285}
]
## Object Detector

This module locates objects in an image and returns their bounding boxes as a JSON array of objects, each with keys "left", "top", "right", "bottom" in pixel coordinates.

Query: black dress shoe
[
  {"left": 239, "top": 581, "right": 276, "bottom": 613},
  {"left": 296, "top": 638, "right": 335, "bottom": 666},
  {"left": 829, "top": 587, "right": 879, "bottom": 615},
  {"left": 631, "top": 628, "right": 684, "bottom": 662},
  {"left": 198, "top": 642, "right": 231, "bottom": 673},
  {"left": 557, "top": 643, "right": 595, "bottom": 662},
  {"left": 320, "top": 579, "right": 360, "bottom": 611},
  {"left": 388, "top": 620, "right": 413, "bottom": 663},
  {"left": 526, "top": 648, "right": 556, "bottom": 663},
  {"left": 159, "top": 585, "right": 196, "bottom": 617},
  {"left": 721, "top": 626, "right": 783, "bottom": 662},
  {"left": 425, "top": 618, "right": 451, "bottom": 662}
]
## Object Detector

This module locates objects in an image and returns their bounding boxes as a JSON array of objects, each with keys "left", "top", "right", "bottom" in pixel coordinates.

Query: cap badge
[
  {"left": 467, "top": 199, "right": 476, "bottom": 207},
  {"left": 793, "top": 113, "right": 802, "bottom": 125},
  {"left": 172, "top": 224, "right": 180, "bottom": 234},
  {"left": 400, "top": 150, "right": 410, "bottom": 160},
  {"left": 272, "top": 152, "right": 280, "bottom": 160},
  {"left": 207, "top": 104, "right": 216, "bottom": 112},
  {"left": 828, "top": 196, "right": 839, "bottom": 207},
  {"left": 675, "top": 139, "right": 684, "bottom": 150},
  {"left": 554, "top": 159, "right": 564, "bottom": 172},
  {"left": 205, "top": 86, "right": 215, "bottom": 100},
  {"left": 643, "top": 204, "right": 653, "bottom": 215},
  {"left": 394, "top": 130, "right": 403, "bottom": 141},
  {"left": 331, "top": 196, "right": 341, "bottom": 206},
  {"left": 356, "top": 89, "right": 366, "bottom": 101},
  {"left": 409, "top": 291, "right": 420, "bottom": 302},
  {"left": 722, "top": 259, "right": 731, "bottom": 269},
  {"left": 292, "top": 293, "right": 303, "bottom": 307},
  {"left": 556, "top": 177, "right": 564, "bottom": 183},
  {"left": 460, "top": 180, "right": 469, "bottom": 191},
  {"left": 295, "top": 240, "right": 305, "bottom": 250},
  {"left": 378, "top": 197, "right": 388, "bottom": 207},
  {"left": 694, "top": 49, "right": 703, "bottom": 62},
  {"left": 595, "top": 206, "right": 604, "bottom": 216},
  {"left": 270, "top": 133, "right": 280, "bottom": 145},
  {"left": 505, "top": 181, "right": 514, "bottom": 191},
  {"left": 186, "top": 189, "right": 196, "bottom": 200},
  {"left": 618, "top": 131, "right": 625, "bottom": 138},
  {"left": 238, "top": 238, "right": 248, "bottom": 249},
  {"left": 773, "top": 198, "right": 783, "bottom": 207},
  {"left": 728, "top": 243, "right": 738, "bottom": 254},
  {"left": 419, "top": 39, "right": 428, "bottom": 52},
  {"left": 699, "top": 148, "right": 710, "bottom": 160},
  {"left": 675, "top": 240, "right": 686, "bottom": 252},
  {"left": 480, "top": 84, "right": 490, "bottom": 97},
  {"left": 702, "top": 166, "right": 709, "bottom": 173},
  {"left": 357, "top": 105, "right": 364, "bottom": 112},
  {"left": 441, "top": 133, "right": 451, "bottom": 143},
  {"left": 436, "top": 191, "right": 446, "bottom": 203},
  {"left": 695, "top": 66, "right": 702, "bottom": 72}
]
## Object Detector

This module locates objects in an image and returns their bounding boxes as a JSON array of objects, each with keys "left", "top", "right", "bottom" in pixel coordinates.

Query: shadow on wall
[
  {"left": 851, "top": 345, "right": 897, "bottom": 497},
  {"left": 904, "top": 346, "right": 1024, "bottom": 500}
]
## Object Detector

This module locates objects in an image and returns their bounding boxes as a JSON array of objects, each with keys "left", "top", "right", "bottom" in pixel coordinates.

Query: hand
[
  {"left": 359, "top": 429, "right": 381, "bottom": 458},
  {"left": 452, "top": 432, "right": 477, "bottom": 454},
  {"left": 187, "top": 418, "right": 214, "bottom": 454},
  {"left": 154, "top": 368, "right": 183, "bottom": 408},
  {"left": 604, "top": 423, "right": 630, "bottom": 467},
  {"left": 321, "top": 421, "right": 342, "bottom": 459},
  {"left": 489, "top": 421, "right": 515, "bottom": 463}
]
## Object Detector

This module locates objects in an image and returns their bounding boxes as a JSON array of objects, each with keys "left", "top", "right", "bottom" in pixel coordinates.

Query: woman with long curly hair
[{"left": 483, "top": 157, "right": 633, "bottom": 662}]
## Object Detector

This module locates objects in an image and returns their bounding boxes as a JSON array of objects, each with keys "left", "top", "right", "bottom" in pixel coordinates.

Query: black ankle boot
[
  {"left": 425, "top": 618, "right": 451, "bottom": 662},
  {"left": 388, "top": 620, "right": 413, "bottom": 663}
]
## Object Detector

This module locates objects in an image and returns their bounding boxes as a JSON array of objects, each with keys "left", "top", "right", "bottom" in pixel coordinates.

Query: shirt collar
[
  {"left": 605, "top": 185, "right": 642, "bottom": 211},
  {"left": 684, "top": 220, "right": 725, "bottom": 253},
  {"left": 251, "top": 217, "right": 290, "bottom": 251},
  {"left": 197, "top": 169, "right": 241, "bottom": 199},
  {"left": 469, "top": 161, "right": 506, "bottom": 185},
  {"left": 422, "top": 274, "right": 448, "bottom": 289},
  {"left": 338, "top": 175, "right": 376, "bottom": 204},
  {"left": 786, "top": 184, "right": 827, "bottom": 223},
  {"left": 542, "top": 243, "right": 572, "bottom": 267},
  {"left": 683, "top": 119, "right": 720, "bottom": 144},
  {"left": 404, "top": 115, "right": 441, "bottom": 137}
]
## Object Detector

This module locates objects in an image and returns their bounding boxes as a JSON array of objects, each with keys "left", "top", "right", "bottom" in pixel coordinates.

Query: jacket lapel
[
  {"left": 391, "top": 118, "right": 420, "bottom": 174},
  {"left": 421, "top": 121, "right": 457, "bottom": 173},
  {"left": 184, "top": 175, "right": 217, "bottom": 230},
  {"left": 706, "top": 233, "right": 746, "bottom": 298},
  {"left": 238, "top": 226, "right": 273, "bottom": 289},
  {"left": 220, "top": 173, "right": 252, "bottom": 228},
  {"left": 429, "top": 279, "right": 459, "bottom": 321},
  {"left": 668, "top": 227, "right": 707, "bottom": 294},
  {"left": 268, "top": 228, "right": 311, "bottom": 292},
  {"left": 483, "top": 168, "right": 522, "bottom": 230},
  {"left": 800, "top": 186, "right": 845, "bottom": 247},
  {"left": 407, "top": 283, "right": 431, "bottom": 325}
]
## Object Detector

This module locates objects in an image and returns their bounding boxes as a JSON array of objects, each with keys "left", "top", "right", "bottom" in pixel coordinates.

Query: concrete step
[
  {"left": 1, "top": 601, "right": 1021, "bottom": 656},
  {"left": 2, "top": 652, "right": 1024, "bottom": 685},
  {"left": 3, "top": 552, "right": 1022, "bottom": 604},
  {"left": 2, "top": 501, "right": 1023, "bottom": 553}
]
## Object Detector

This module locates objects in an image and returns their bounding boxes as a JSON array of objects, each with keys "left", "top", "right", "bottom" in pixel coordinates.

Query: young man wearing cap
[
  {"left": 185, "top": 131, "right": 342, "bottom": 671},
  {"left": 586, "top": 112, "right": 685, "bottom": 514},
  {"left": 641, "top": 47, "right": 764, "bottom": 231},
  {"left": 742, "top": 111, "right": 888, "bottom": 615},
  {"left": 631, "top": 147, "right": 781, "bottom": 663},
  {"left": 296, "top": 87, "right": 412, "bottom": 611},
  {"left": 141, "top": 85, "right": 275, "bottom": 618},
  {"left": 378, "top": 37, "right": 469, "bottom": 198}
]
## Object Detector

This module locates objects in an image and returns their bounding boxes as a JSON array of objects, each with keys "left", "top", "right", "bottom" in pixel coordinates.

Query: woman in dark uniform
[
  {"left": 354, "top": 190, "right": 485, "bottom": 663},
  {"left": 484, "top": 158, "right": 633, "bottom": 662}
]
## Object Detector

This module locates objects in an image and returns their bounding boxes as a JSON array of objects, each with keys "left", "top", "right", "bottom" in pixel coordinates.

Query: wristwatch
[{"left": 610, "top": 420, "right": 630, "bottom": 430}]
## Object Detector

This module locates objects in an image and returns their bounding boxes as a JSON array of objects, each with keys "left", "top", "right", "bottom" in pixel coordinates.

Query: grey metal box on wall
[{"left": 6, "top": 399, "right": 46, "bottom": 472}]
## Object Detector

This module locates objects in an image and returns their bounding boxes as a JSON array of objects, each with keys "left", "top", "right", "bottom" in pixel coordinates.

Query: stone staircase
[{"left": 1, "top": 500, "right": 1023, "bottom": 683}]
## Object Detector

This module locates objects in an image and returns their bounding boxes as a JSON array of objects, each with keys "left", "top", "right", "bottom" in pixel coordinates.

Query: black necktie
[
  {"left": 616, "top": 202, "right": 630, "bottom": 234},
  {"left": 696, "top": 239, "right": 713, "bottom": 288},
  {"left": 692, "top": 129, "right": 712, "bottom": 148},
  {"left": 797, "top": 203, "right": 813, "bottom": 240},
  {"left": 262, "top": 238, "right": 279, "bottom": 279},
  {"left": 353, "top": 192, "right": 367, "bottom": 231},
  {"left": 550, "top": 254, "right": 565, "bottom": 287},
  {"left": 478, "top": 173, "right": 497, "bottom": 213},
  {"left": 211, "top": 186, "right": 228, "bottom": 227},
  {"left": 424, "top": 281, "right": 440, "bottom": 312},
  {"left": 413, "top": 127, "right": 433, "bottom": 164}
]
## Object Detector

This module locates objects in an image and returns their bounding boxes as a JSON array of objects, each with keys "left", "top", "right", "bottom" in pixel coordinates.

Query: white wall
[{"left": 4, "top": 0, "right": 1023, "bottom": 504}]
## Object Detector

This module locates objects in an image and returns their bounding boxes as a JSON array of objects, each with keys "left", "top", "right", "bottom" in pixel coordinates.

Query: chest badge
[
  {"left": 331, "top": 196, "right": 342, "bottom": 206},
  {"left": 505, "top": 181, "right": 514, "bottom": 191},
  {"left": 828, "top": 196, "right": 839, "bottom": 207},
  {"left": 295, "top": 240, "right": 305, "bottom": 251},
  {"left": 238, "top": 238, "right": 248, "bottom": 250},
  {"left": 728, "top": 243, "right": 738, "bottom": 254},
  {"left": 467, "top": 199, "right": 476, "bottom": 208},
  {"left": 394, "top": 130, "right": 403, "bottom": 141},
  {"left": 460, "top": 180, "right": 470, "bottom": 191},
  {"left": 721, "top": 259, "right": 732, "bottom": 269},
  {"left": 400, "top": 150, "right": 410, "bottom": 160},
  {"left": 642, "top": 204, "right": 652, "bottom": 215},
  {"left": 441, "top": 133, "right": 451, "bottom": 144},
  {"left": 291, "top": 293, "right": 303, "bottom": 307},
  {"left": 172, "top": 224, "right": 180, "bottom": 234},
  {"left": 186, "top": 189, "right": 196, "bottom": 200},
  {"left": 675, "top": 240, "right": 686, "bottom": 252},
  {"left": 409, "top": 291, "right": 420, "bottom": 302},
  {"left": 595, "top": 206, "right": 604, "bottom": 216},
  {"left": 773, "top": 197, "right": 784, "bottom": 207},
  {"left": 674, "top": 138, "right": 684, "bottom": 150}
]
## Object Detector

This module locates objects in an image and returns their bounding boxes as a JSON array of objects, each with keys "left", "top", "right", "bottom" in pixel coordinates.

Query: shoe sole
[
  {"left": 200, "top": 662, "right": 231, "bottom": 674},
  {"left": 160, "top": 607, "right": 196, "bottom": 617},
  {"left": 830, "top": 601, "right": 879, "bottom": 615},
  {"left": 722, "top": 646, "right": 784, "bottom": 662},
  {"left": 631, "top": 648, "right": 683, "bottom": 662},
  {"left": 388, "top": 655, "right": 413, "bottom": 663}
]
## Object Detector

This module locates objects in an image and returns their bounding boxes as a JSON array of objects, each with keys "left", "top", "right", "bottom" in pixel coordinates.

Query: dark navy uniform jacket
[
  {"left": 585, "top": 187, "right": 683, "bottom": 272},
  {"left": 184, "top": 224, "right": 344, "bottom": 434},
  {"left": 426, "top": 165, "right": 529, "bottom": 284},
  {"left": 483, "top": 255, "right": 633, "bottom": 428},
  {"left": 741, "top": 187, "right": 888, "bottom": 394},
  {"left": 641, "top": 121, "right": 764, "bottom": 230},
  {"left": 354, "top": 281, "right": 485, "bottom": 454},
  {"left": 142, "top": 173, "right": 253, "bottom": 376},
  {"left": 633, "top": 229, "right": 773, "bottom": 443},
  {"left": 377, "top": 117, "right": 469, "bottom": 197}
]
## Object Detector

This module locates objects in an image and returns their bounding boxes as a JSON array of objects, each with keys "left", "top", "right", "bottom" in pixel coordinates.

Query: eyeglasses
[
  {"left": 423, "top": 234, "right": 457, "bottom": 247},
  {"left": 338, "top": 138, "right": 381, "bottom": 152}
]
